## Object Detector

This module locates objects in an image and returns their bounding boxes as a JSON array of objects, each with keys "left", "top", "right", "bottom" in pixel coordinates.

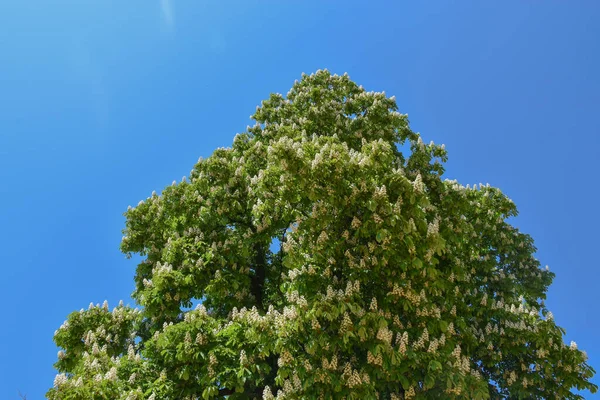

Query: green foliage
[{"left": 47, "top": 70, "right": 596, "bottom": 399}]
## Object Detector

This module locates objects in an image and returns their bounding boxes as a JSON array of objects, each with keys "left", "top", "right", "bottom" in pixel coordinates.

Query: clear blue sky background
[{"left": 1, "top": 1, "right": 599, "bottom": 398}]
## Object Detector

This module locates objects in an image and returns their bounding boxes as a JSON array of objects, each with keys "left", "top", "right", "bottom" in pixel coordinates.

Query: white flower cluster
[
  {"left": 239, "top": 349, "right": 248, "bottom": 365},
  {"left": 278, "top": 350, "right": 294, "bottom": 367},
  {"left": 376, "top": 326, "right": 393, "bottom": 346},
  {"left": 339, "top": 312, "right": 353, "bottom": 335},
  {"left": 183, "top": 306, "right": 208, "bottom": 323},
  {"left": 152, "top": 261, "right": 173, "bottom": 276},
  {"left": 105, "top": 366, "right": 118, "bottom": 381},
  {"left": 373, "top": 184, "right": 388, "bottom": 200},
  {"left": 344, "top": 280, "right": 360, "bottom": 297},
  {"left": 427, "top": 217, "right": 440, "bottom": 237},
  {"left": 412, "top": 328, "right": 429, "bottom": 350},
  {"left": 53, "top": 373, "right": 68, "bottom": 388},
  {"left": 369, "top": 297, "right": 378, "bottom": 311},
  {"left": 285, "top": 291, "right": 308, "bottom": 308},
  {"left": 54, "top": 320, "right": 69, "bottom": 337},
  {"left": 570, "top": 341, "right": 578, "bottom": 350},
  {"left": 321, "top": 354, "right": 338, "bottom": 370},
  {"left": 427, "top": 335, "right": 443, "bottom": 354},
  {"left": 142, "top": 278, "right": 153, "bottom": 288},
  {"left": 274, "top": 373, "right": 303, "bottom": 399},
  {"left": 396, "top": 331, "right": 409, "bottom": 356},
  {"left": 413, "top": 173, "right": 425, "bottom": 193},
  {"left": 342, "top": 362, "right": 366, "bottom": 388},
  {"left": 506, "top": 370, "right": 517, "bottom": 386},
  {"left": 366, "top": 350, "right": 383, "bottom": 366}
]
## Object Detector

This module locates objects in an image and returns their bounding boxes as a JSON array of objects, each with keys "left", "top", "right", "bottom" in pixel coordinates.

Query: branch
[
  {"left": 219, "top": 388, "right": 234, "bottom": 396},
  {"left": 251, "top": 242, "right": 267, "bottom": 311}
]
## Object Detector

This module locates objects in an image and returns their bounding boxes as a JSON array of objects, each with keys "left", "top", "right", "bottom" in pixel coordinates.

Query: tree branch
[
  {"left": 218, "top": 388, "right": 234, "bottom": 396},
  {"left": 251, "top": 242, "right": 267, "bottom": 311}
]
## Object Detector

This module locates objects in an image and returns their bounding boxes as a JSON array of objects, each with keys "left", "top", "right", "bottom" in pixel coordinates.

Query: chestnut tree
[{"left": 48, "top": 70, "right": 596, "bottom": 399}]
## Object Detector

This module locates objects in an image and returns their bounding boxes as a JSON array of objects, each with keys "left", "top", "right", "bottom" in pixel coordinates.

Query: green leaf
[
  {"left": 429, "top": 360, "right": 442, "bottom": 371},
  {"left": 424, "top": 374, "right": 435, "bottom": 389},
  {"left": 399, "top": 376, "right": 410, "bottom": 389},
  {"left": 358, "top": 327, "right": 366, "bottom": 340},
  {"left": 367, "top": 200, "right": 377, "bottom": 211},
  {"left": 439, "top": 320, "right": 448, "bottom": 332},
  {"left": 412, "top": 257, "right": 423, "bottom": 269}
]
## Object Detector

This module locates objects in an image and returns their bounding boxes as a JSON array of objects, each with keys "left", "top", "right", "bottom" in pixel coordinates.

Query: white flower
[
  {"left": 263, "top": 386, "right": 275, "bottom": 400},
  {"left": 105, "top": 367, "right": 118, "bottom": 381},
  {"left": 317, "top": 231, "right": 329, "bottom": 244},
  {"left": 369, "top": 297, "right": 378, "bottom": 311},
  {"left": 127, "top": 344, "right": 136, "bottom": 360},
  {"left": 53, "top": 373, "right": 68, "bottom": 388},
  {"left": 427, "top": 217, "right": 439, "bottom": 237},
  {"left": 570, "top": 341, "right": 577, "bottom": 350}
]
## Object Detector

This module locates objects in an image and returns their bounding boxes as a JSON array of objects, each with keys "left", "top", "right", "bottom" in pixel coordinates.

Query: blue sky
[{"left": 1, "top": 1, "right": 599, "bottom": 398}]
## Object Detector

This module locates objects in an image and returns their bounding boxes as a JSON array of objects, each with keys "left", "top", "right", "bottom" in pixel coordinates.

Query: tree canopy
[{"left": 48, "top": 70, "right": 596, "bottom": 399}]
